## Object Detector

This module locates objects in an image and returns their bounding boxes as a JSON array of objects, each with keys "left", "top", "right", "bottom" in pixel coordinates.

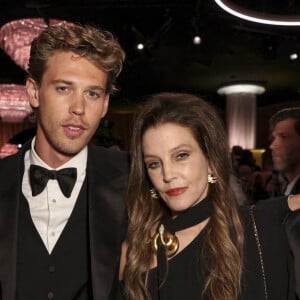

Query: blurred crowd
[{"left": 232, "top": 145, "right": 286, "bottom": 204}]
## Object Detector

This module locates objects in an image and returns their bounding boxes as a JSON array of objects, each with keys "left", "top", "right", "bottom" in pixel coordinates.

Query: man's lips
[
  {"left": 63, "top": 124, "right": 86, "bottom": 136},
  {"left": 166, "top": 187, "right": 188, "bottom": 196}
]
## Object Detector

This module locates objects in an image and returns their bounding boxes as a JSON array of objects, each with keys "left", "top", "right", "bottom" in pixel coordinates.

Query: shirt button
[
  {"left": 49, "top": 265, "right": 55, "bottom": 273},
  {"left": 52, "top": 199, "right": 56, "bottom": 203},
  {"left": 48, "top": 292, "right": 54, "bottom": 299},
  {"left": 51, "top": 232, "right": 55, "bottom": 236}
]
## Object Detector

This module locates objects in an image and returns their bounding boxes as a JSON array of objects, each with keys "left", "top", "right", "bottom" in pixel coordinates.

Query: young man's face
[
  {"left": 26, "top": 51, "right": 109, "bottom": 166},
  {"left": 270, "top": 118, "right": 300, "bottom": 179}
]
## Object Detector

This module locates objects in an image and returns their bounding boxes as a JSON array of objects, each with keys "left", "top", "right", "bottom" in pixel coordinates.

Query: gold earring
[
  {"left": 208, "top": 173, "right": 217, "bottom": 184},
  {"left": 151, "top": 224, "right": 179, "bottom": 257},
  {"left": 150, "top": 188, "right": 159, "bottom": 199}
]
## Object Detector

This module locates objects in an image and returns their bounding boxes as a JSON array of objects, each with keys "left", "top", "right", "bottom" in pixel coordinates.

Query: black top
[
  {"left": 120, "top": 196, "right": 295, "bottom": 300},
  {"left": 148, "top": 230, "right": 208, "bottom": 300}
]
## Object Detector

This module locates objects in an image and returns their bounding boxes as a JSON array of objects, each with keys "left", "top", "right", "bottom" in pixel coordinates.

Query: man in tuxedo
[
  {"left": 270, "top": 108, "right": 300, "bottom": 299},
  {"left": 269, "top": 107, "right": 300, "bottom": 196},
  {"left": 0, "top": 23, "right": 128, "bottom": 300}
]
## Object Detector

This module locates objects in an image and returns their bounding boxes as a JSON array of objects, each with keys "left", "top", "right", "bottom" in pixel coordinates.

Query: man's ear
[{"left": 26, "top": 77, "right": 40, "bottom": 108}]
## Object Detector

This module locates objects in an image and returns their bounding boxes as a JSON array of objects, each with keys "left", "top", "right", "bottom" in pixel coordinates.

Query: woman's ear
[{"left": 26, "top": 77, "right": 40, "bottom": 108}]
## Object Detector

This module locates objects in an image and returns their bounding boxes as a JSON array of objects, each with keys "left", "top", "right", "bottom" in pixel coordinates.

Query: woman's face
[{"left": 142, "top": 122, "right": 210, "bottom": 215}]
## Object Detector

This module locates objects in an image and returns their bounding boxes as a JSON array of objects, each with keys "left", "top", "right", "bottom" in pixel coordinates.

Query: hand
[{"left": 287, "top": 194, "right": 300, "bottom": 211}]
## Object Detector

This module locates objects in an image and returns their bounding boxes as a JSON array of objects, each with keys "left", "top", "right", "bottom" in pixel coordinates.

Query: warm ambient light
[
  {"left": 0, "top": 84, "right": 32, "bottom": 123},
  {"left": 217, "top": 84, "right": 266, "bottom": 95},
  {"left": 214, "top": 0, "right": 300, "bottom": 26},
  {"left": 0, "top": 18, "right": 75, "bottom": 71}
]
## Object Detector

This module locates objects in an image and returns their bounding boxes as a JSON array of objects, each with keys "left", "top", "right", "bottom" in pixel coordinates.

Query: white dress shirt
[
  {"left": 22, "top": 138, "right": 87, "bottom": 254},
  {"left": 285, "top": 174, "right": 300, "bottom": 196}
]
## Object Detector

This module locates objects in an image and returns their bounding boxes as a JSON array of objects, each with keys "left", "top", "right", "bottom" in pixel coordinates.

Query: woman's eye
[
  {"left": 146, "top": 161, "right": 160, "bottom": 169},
  {"left": 177, "top": 152, "right": 189, "bottom": 160}
]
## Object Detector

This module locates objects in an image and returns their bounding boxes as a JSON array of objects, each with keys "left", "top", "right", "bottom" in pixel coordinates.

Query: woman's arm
[{"left": 119, "top": 241, "right": 128, "bottom": 280}]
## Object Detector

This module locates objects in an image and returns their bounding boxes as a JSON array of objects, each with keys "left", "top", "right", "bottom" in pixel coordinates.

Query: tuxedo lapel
[
  {"left": 0, "top": 145, "right": 27, "bottom": 300},
  {"left": 87, "top": 145, "right": 128, "bottom": 300}
]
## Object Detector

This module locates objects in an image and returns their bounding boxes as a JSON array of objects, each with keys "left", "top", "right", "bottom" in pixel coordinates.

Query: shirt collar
[{"left": 29, "top": 136, "right": 88, "bottom": 174}]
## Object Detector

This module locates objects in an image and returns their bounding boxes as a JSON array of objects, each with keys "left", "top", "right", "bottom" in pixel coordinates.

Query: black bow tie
[{"left": 29, "top": 165, "right": 77, "bottom": 198}]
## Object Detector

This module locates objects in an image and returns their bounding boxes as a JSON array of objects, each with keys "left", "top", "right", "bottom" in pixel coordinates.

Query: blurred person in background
[
  {"left": 271, "top": 108, "right": 300, "bottom": 299},
  {"left": 269, "top": 107, "right": 300, "bottom": 195}
]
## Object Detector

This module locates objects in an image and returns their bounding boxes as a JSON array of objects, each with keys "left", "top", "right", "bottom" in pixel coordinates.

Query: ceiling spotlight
[
  {"left": 214, "top": 0, "right": 300, "bottom": 26},
  {"left": 217, "top": 83, "right": 266, "bottom": 95},
  {"left": 289, "top": 53, "right": 298, "bottom": 61},
  {"left": 193, "top": 35, "right": 201, "bottom": 45},
  {"left": 136, "top": 43, "right": 144, "bottom": 50}
]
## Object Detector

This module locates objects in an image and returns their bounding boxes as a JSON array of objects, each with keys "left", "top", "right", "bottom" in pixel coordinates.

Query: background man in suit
[
  {"left": 269, "top": 107, "right": 300, "bottom": 196},
  {"left": 270, "top": 107, "right": 300, "bottom": 299},
  {"left": 0, "top": 23, "right": 128, "bottom": 300}
]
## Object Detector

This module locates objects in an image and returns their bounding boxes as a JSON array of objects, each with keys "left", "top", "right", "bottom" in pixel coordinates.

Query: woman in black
[{"left": 119, "top": 92, "right": 299, "bottom": 300}]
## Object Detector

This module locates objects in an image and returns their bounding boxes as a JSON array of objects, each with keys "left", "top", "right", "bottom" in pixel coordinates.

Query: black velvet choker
[
  {"left": 151, "top": 197, "right": 212, "bottom": 297},
  {"left": 164, "top": 196, "right": 212, "bottom": 233},
  {"left": 151, "top": 197, "right": 212, "bottom": 256}
]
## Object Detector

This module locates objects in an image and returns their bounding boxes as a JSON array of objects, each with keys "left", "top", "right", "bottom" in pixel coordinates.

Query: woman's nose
[{"left": 162, "top": 164, "right": 176, "bottom": 183}]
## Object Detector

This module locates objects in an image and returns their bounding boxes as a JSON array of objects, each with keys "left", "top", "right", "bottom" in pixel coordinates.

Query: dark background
[
  {"left": 1, "top": 0, "right": 300, "bottom": 108},
  {"left": 1, "top": 0, "right": 300, "bottom": 151}
]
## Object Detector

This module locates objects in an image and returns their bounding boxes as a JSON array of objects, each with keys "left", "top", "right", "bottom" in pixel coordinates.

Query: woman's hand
[{"left": 288, "top": 194, "right": 300, "bottom": 211}]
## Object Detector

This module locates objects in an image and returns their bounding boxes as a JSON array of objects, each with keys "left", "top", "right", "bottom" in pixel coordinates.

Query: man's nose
[{"left": 70, "top": 93, "right": 85, "bottom": 116}]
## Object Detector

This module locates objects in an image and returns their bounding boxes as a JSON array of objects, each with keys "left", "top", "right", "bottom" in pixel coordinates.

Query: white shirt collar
[
  {"left": 29, "top": 136, "right": 88, "bottom": 173},
  {"left": 285, "top": 174, "right": 300, "bottom": 195}
]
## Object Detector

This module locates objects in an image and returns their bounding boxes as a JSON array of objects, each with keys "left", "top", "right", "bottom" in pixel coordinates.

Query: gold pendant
[{"left": 151, "top": 224, "right": 179, "bottom": 257}]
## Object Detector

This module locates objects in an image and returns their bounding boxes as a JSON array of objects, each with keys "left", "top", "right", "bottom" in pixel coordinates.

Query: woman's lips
[{"left": 166, "top": 187, "right": 188, "bottom": 196}]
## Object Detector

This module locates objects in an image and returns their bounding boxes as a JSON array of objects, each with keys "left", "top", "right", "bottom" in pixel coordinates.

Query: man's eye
[
  {"left": 84, "top": 90, "right": 106, "bottom": 100},
  {"left": 57, "top": 86, "right": 69, "bottom": 92},
  {"left": 87, "top": 91, "right": 100, "bottom": 98}
]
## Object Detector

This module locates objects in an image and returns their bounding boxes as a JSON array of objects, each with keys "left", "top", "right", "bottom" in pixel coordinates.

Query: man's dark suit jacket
[
  {"left": 290, "top": 177, "right": 300, "bottom": 196},
  {"left": 0, "top": 141, "right": 129, "bottom": 300},
  {"left": 286, "top": 176, "right": 300, "bottom": 299}
]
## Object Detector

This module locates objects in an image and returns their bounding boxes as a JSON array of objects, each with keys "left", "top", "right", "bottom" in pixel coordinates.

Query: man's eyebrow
[
  {"left": 51, "top": 79, "right": 72, "bottom": 85},
  {"left": 51, "top": 80, "right": 105, "bottom": 91},
  {"left": 86, "top": 85, "right": 106, "bottom": 91}
]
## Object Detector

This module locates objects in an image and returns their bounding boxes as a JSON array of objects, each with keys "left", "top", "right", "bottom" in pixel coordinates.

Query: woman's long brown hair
[{"left": 124, "top": 92, "right": 244, "bottom": 300}]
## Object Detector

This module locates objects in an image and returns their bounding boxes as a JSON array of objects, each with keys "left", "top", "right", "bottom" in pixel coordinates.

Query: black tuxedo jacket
[{"left": 0, "top": 141, "right": 129, "bottom": 300}]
